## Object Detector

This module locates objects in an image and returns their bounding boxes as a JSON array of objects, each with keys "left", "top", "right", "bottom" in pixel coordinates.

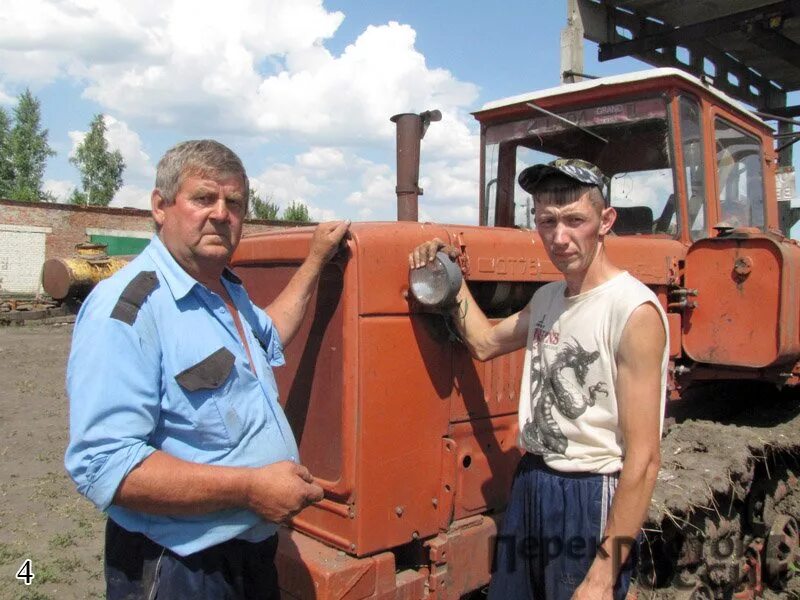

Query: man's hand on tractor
[
  {"left": 309, "top": 221, "right": 351, "bottom": 266},
  {"left": 245, "top": 460, "right": 324, "bottom": 523},
  {"left": 408, "top": 237, "right": 460, "bottom": 269}
]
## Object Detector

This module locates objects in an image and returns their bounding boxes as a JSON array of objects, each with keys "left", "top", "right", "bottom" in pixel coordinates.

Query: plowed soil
[
  {"left": 652, "top": 384, "right": 800, "bottom": 523},
  {"left": 640, "top": 383, "right": 800, "bottom": 599}
]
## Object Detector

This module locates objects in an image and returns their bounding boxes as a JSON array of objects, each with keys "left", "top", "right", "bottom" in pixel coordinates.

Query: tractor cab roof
[{"left": 473, "top": 67, "right": 768, "bottom": 131}]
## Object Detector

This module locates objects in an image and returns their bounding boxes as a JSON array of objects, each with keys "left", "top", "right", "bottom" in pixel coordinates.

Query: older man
[
  {"left": 65, "top": 139, "right": 349, "bottom": 599},
  {"left": 410, "top": 159, "right": 667, "bottom": 600}
]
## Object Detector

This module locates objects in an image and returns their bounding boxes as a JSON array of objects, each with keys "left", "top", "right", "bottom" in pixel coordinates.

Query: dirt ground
[{"left": 0, "top": 324, "right": 105, "bottom": 600}]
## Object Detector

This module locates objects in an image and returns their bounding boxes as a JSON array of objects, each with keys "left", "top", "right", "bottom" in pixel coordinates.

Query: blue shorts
[
  {"left": 105, "top": 518, "right": 279, "bottom": 600},
  {"left": 488, "top": 453, "right": 637, "bottom": 600}
]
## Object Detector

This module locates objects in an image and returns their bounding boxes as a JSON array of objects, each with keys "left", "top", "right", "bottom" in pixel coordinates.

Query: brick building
[{"left": 0, "top": 199, "right": 284, "bottom": 295}]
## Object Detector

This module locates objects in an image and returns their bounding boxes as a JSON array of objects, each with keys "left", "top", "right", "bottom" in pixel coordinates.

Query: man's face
[
  {"left": 533, "top": 191, "right": 615, "bottom": 276},
  {"left": 152, "top": 172, "right": 247, "bottom": 274}
]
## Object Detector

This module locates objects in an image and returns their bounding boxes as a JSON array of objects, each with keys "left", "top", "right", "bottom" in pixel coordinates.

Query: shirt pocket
[{"left": 172, "top": 347, "right": 245, "bottom": 449}]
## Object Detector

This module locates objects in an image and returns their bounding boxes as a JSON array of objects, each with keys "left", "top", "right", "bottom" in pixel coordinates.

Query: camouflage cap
[{"left": 518, "top": 158, "right": 609, "bottom": 204}]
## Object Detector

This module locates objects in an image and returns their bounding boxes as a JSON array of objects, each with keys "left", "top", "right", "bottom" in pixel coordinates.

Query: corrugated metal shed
[{"left": 578, "top": 0, "right": 800, "bottom": 115}]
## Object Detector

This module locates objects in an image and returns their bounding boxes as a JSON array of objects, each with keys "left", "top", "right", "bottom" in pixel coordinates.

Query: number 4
[{"left": 16, "top": 559, "right": 34, "bottom": 585}]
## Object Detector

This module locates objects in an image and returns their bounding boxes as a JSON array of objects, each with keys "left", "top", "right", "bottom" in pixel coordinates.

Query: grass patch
[
  {"left": 0, "top": 542, "right": 23, "bottom": 564},
  {"left": 32, "top": 561, "right": 60, "bottom": 584},
  {"left": 53, "top": 555, "right": 84, "bottom": 581},
  {"left": 18, "top": 591, "right": 54, "bottom": 600},
  {"left": 48, "top": 532, "right": 76, "bottom": 550},
  {"left": 21, "top": 556, "right": 85, "bottom": 587},
  {"left": 75, "top": 514, "right": 103, "bottom": 539},
  {"left": 31, "top": 472, "right": 69, "bottom": 505}
]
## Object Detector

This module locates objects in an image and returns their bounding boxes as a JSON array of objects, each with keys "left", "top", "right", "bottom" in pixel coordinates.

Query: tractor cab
[
  {"left": 473, "top": 67, "right": 780, "bottom": 242},
  {"left": 473, "top": 68, "right": 800, "bottom": 374}
]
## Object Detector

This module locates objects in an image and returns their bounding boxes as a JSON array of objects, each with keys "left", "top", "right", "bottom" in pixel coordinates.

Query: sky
[{"left": 0, "top": 0, "right": 770, "bottom": 225}]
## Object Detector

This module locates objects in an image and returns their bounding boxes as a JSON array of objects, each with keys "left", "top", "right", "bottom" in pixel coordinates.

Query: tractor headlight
[{"left": 409, "top": 251, "right": 463, "bottom": 308}]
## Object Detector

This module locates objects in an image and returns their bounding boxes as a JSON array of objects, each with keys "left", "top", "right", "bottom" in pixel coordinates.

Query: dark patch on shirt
[
  {"left": 222, "top": 268, "right": 242, "bottom": 284},
  {"left": 251, "top": 328, "right": 269, "bottom": 354},
  {"left": 175, "top": 347, "right": 235, "bottom": 392},
  {"left": 110, "top": 271, "right": 159, "bottom": 325}
]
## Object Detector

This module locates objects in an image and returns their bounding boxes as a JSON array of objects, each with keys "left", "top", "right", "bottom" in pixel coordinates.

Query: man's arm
[
  {"left": 114, "top": 452, "right": 323, "bottom": 523},
  {"left": 266, "top": 221, "right": 350, "bottom": 348},
  {"left": 409, "top": 238, "right": 529, "bottom": 360},
  {"left": 573, "top": 302, "right": 665, "bottom": 599}
]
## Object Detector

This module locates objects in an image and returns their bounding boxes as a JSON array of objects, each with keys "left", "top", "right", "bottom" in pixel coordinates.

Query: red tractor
[{"left": 232, "top": 67, "right": 800, "bottom": 599}]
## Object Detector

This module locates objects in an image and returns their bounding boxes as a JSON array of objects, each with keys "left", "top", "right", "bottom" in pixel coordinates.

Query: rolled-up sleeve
[
  {"left": 254, "top": 305, "right": 285, "bottom": 368},
  {"left": 64, "top": 298, "right": 161, "bottom": 510}
]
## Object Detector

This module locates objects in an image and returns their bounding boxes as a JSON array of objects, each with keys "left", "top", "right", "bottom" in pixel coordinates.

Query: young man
[
  {"left": 65, "top": 140, "right": 350, "bottom": 599},
  {"left": 410, "top": 158, "right": 667, "bottom": 600}
]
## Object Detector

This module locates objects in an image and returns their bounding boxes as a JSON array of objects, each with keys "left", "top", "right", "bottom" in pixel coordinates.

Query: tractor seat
[{"left": 613, "top": 206, "right": 654, "bottom": 235}]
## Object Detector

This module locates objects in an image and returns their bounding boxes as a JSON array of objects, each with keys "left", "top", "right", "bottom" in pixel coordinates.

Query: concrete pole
[{"left": 561, "top": 0, "right": 585, "bottom": 83}]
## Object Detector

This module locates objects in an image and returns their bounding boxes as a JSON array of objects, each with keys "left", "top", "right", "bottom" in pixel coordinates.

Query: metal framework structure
[{"left": 576, "top": 0, "right": 800, "bottom": 164}]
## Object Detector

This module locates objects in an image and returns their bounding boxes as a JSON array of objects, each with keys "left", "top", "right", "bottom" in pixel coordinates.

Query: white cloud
[
  {"left": 254, "top": 149, "right": 394, "bottom": 221},
  {"left": 67, "top": 130, "right": 82, "bottom": 153},
  {"left": 249, "top": 142, "right": 481, "bottom": 224},
  {"left": 307, "top": 205, "right": 338, "bottom": 222},
  {"left": 0, "top": 0, "right": 160, "bottom": 82},
  {"left": 296, "top": 147, "right": 346, "bottom": 171},
  {"left": 251, "top": 22, "right": 478, "bottom": 145},
  {"left": 110, "top": 184, "right": 151, "bottom": 210},
  {"left": 420, "top": 203, "right": 479, "bottom": 225},
  {"left": 250, "top": 164, "right": 341, "bottom": 221},
  {"left": 0, "top": 3, "right": 477, "bottom": 150},
  {"left": 421, "top": 110, "right": 480, "bottom": 161},
  {"left": 82, "top": 1, "right": 348, "bottom": 134},
  {"left": 421, "top": 158, "right": 479, "bottom": 201},
  {"left": 415, "top": 157, "right": 480, "bottom": 225},
  {"left": 0, "top": 85, "right": 13, "bottom": 106},
  {"left": 104, "top": 116, "right": 154, "bottom": 181},
  {"left": 43, "top": 179, "right": 75, "bottom": 203},
  {"left": 0, "top": 1, "right": 485, "bottom": 224},
  {"left": 345, "top": 163, "right": 395, "bottom": 209},
  {"left": 251, "top": 163, "right": 320, "bottom": 207}
]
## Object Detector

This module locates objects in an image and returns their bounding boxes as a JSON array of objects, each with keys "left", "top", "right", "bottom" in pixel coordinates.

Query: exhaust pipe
[{"left": 390, "top": 110, "right": 441, "bottom": 221}]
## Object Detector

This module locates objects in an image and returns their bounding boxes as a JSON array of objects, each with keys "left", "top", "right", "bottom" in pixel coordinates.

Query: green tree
[
  {"left": 283, "top": 200, "right": 311, "bottom": 222},
  {"left": 248, "top": 188, "right": 280, "bottom": 220},
  {"left": 69, "top": 114, "right": 125, "bottom": 206},
  {"left": 0, "top": 107, "right": 12, "bottom": 199},
  {"left": 7, "top": 89, "right": 55, "bottom": 202}
]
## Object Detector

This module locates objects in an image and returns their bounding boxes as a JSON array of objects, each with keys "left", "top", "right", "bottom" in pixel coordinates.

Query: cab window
[
  {"left": 679, "top": 96, "right": 707, "bottom": 240},
  {"left": 484, "top": 96, "right": 676, "bottom": 235},
  {"left": 714, "top": 119, "right": 765, "bottom": 229}
]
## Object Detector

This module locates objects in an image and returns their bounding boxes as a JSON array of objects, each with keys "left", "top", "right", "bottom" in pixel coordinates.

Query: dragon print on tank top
[
  {"left": 517, "top": 272, "right": 669, "bottom": 474},
  {"left": 522, "top": 334, "right": 609, "bottom": 455}
]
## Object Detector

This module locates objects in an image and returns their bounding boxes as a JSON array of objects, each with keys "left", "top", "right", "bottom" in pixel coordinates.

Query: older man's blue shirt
[{"left": 65, "top": 236, "right": 299, "bottom": 556}]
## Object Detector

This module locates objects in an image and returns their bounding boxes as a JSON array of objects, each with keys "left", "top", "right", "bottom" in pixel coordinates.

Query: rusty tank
[
  {"left": 41, "top": 243, "right": 130, "bottom": 300},
  {"left": 232, "top": 67, "right": 800, "bottom": 599}
]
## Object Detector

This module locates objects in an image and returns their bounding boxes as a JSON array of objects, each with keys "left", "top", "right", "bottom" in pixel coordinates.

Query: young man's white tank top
[{"left": 517, "top": 271, "right": 669, "bottom": 474}]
